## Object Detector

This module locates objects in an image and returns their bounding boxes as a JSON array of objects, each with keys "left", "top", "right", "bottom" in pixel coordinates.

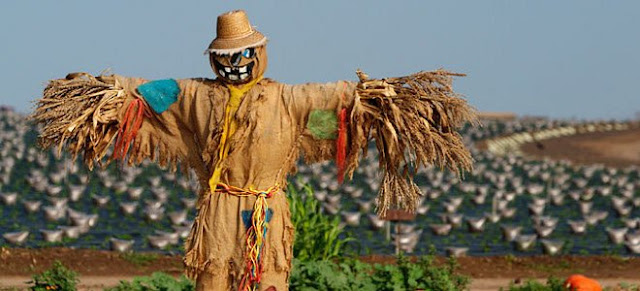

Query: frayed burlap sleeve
[
  {"left": 115, "top": 76, "right": 211, "bottom": 175},
  {"left": 31, "top": 73, "right": 210, "bottom": 175},
  {"left": 283, "top": 70, "right": 475, "bottom": 216},
  {"left": 347, "top": 70, "right": 477, "bottom": 216},
  {"left": 283, "top": 81, "right": 356, "bottom": 163}
]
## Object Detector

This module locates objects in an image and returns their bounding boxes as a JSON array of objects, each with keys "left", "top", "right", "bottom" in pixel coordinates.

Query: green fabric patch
[{"left": 307, "top": 109, "right": 338, "bottom": 140}]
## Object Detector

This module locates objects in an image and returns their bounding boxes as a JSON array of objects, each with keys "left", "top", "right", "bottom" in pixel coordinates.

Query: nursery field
[
  {"left": 1, "top": 108, "right": 640, "bottom": 289},
  {"left": 0, "top": 110, "right": 639, "bottom": 257},
  {"left": 521, "top": 127, "right": 640, "bottom": 168}
]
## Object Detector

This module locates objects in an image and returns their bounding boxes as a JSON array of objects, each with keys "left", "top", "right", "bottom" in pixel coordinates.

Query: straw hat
[{"left": 205, "top": 10, "right": 267, "bottom": 55}]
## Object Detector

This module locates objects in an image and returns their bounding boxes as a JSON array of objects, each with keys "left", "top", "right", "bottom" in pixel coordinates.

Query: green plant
[
  {"left": 290, "top": 258, "right": 376, "bottom": 290},
  {"left": 505, "top": 254, "right": 517, "bottom": 265},
  {"left": 289, "top": 251, "right": 470, "bottom": 291},
  {"left": 120, "top": 252, "right": 159, "bottom": 266},
  {"left": 287, "top": 183, "right": 353, "bottom": 262},
  {"left": 117, "top": 233, "right": 133, "bottom": 240},
  {"left": 501, "top": 277, "right": 564, "bottom": 291},
  {"left": 29, "top": 260, "right": 78, "bottom": 291},
  {"left": 613, "top": 282, "right": 640, "bottom": 291},
  {"left": 105, "top": 272, "right": 194, "bottom": 291},
  {"left": 370, "top": 253, "right": 469, "bottom": 291}
]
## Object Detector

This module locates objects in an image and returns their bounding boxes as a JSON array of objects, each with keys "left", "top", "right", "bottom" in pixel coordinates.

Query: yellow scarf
[{"left": 208, "top": 76, "right": 263, "bottom": 193}]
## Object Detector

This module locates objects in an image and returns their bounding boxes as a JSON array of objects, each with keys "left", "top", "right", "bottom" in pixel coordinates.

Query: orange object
[
  {"left": 565, "top": 274, "right": 602, "bottom": 291},
  {"left": 112, "top": 98, "right": 149, "bottom": 161}
]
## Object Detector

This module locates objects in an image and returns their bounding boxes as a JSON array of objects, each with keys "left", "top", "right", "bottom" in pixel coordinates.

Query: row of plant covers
[{"left": 2, "top": 112, "right": 640, "bottom": 256}]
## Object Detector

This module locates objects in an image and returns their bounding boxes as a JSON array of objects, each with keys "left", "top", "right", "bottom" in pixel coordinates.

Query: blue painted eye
[{"left": 242, "top": 48, "right": 255, "bottom": 58}]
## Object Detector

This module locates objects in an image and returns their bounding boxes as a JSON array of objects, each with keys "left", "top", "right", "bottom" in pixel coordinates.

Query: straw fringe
[
  {"left": 183, "top": 189, "right": 209, "bottom": 281},
  {"left": 345, "top": 69, "right": 477, "bottom": 216},
  {"left": 205, "top": 37, "right": 268, "bottom": 55},
  {"left": 31, "top": 73, "right": 124, "bottom": 169},
  {"left": 183, "top": 251, "right": 225, "bottom": 280},
  {"left": 31, "top": 73, "right": 187, "bottom": 172},
  {"left": 300, "top": 139, "right": 335, "bottom": 164}
]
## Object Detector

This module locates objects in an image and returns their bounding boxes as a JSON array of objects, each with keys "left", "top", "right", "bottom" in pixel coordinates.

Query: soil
[
  {"left": 0, "top": 247, "right": 184, "bottom": 277},
  {"left": 362, "top": 255, "right": 640, "bottom": 279},
  {"left": 0, "top": 248, "right": 639, "bottom": 290},
  {"left": 520, "top": 128, "right": 640, "bottom": 168}
]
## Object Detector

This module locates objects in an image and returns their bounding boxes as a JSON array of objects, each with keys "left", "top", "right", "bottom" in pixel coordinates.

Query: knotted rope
[{"left": 215, "top": 182, "right": 279, "bottom": 291}]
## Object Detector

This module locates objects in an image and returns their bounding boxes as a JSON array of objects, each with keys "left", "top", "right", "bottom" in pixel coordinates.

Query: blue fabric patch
[
  {"left": 136, "top": 79, "right": 180, "bottom": 114},
  {"left": 241, "top": 208, "right": 274, "bottom": 230}
]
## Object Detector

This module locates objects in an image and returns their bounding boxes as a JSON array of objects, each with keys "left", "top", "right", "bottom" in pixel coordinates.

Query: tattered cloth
[
  {"left": 30, "top": 69, "right": 476, "bottom": 290},
  {"left": 215, "top": 182, "right": 279, "bottom": 291}
]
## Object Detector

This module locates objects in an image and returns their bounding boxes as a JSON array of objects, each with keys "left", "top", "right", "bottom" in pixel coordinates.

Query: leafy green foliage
[
  {"left": 30, "top": 261, "right": 78, "bottom": 291},
  {"left": 290, "top": 259, "right": 376, "bottom": 290},
  {"left": 614, "top": 282, "right": 640, "bottom": 291},
  {"left": 105, "top": 272, "right": 194, "bottom": 291},
  {"left": 290, "top": 253, "right": 470, "bottom": 291},
  {"left": 120, "top": 252, "right": 159, "bottom": 266},
  {"left": 501, "top": 277, "right": 564, "bottom": 291},
  {"left": 375, "top": 254, "right": 470, "bottom": 291},
  {"left": 287, "top": 184, "right": 352, "bottom": 262}
]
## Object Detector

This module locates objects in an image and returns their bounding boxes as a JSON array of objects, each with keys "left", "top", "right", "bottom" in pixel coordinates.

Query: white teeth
[
  {"left": 224, "top": 67, "right": 231, "bottom": 73},
  {"left": 228, "top": 74, "right": 239, "bottom": 81},
  {"left": 239, "top": 66, "right": 247, "bottom": 73},
  {"left": 218, "top": 69, "right": 226, "bottom": 77},
  {"left": 240, "top": 73, "right": 249, "bottom": 80}
]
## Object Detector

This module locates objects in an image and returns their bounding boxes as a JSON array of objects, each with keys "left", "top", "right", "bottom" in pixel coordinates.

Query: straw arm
[
  {"left": 111, "top": 75, "right": 205, "bottom": 172},
  {"left": 31, "top": 73, "right": 206, "bottom": 175},
  {"left": 345, "top": 69, "right": 477, "bottom": 216}
]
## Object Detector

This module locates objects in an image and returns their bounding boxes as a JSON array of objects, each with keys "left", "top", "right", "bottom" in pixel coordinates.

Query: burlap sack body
[
  {"left": 32, "top": 70, "right": 474, "bottom": 290},
  {"left": 116, "top": 76, "right": 355, "bottom": 289}
]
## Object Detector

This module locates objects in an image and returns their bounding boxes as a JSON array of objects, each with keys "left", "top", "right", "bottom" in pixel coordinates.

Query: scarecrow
[{"left": 32, "top": 10, "right": 475, "bottom": 291}]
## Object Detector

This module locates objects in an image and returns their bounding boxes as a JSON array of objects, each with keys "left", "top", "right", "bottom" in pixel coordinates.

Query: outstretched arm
[
  {"left": 283, "top": 80, "right": 356, "bottom": 165},
  {"left": 32, "top": 73, "right": 211, "bottom": 177},
  {"left": 347, "top": 70, "right": 476, "bottom": 215},
  {"left": 284, "top": 70, "right": 477, "bottom": 215}
]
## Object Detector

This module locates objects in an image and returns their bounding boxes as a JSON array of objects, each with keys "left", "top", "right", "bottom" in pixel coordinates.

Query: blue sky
[{"left": 1, "top": 1, "right": 639, "bottom": 119}]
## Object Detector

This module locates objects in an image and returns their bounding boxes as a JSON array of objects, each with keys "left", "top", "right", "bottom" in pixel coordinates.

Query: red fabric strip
[{"left": 112, "top": 99, "right": 149, "bottom": 161}]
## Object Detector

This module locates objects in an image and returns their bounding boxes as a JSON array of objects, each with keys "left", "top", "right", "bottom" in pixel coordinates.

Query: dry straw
[
  {"left": 30, "top": 68, "right": 476, "bottom": 218},
  {"left": 30, "top": 73, "right": 125, "bottom": 170},
  {"left": 206, "top": 10, "right": 268, "bottom": 55},
  {"left": 346, "top": 69, "right": 477, "bottom": 216}
]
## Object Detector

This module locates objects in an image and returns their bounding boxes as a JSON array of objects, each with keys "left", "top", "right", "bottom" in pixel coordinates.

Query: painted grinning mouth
[{"left": 214, "top": 60, "right": 254, "bottom": 81}]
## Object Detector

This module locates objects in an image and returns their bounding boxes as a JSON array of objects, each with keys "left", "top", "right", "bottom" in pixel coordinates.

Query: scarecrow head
[{"left": 206, "top": 10, "right": 268, "bottom": 85}]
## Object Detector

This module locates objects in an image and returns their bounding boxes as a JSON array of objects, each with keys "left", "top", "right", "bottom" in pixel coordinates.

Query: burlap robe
[
  {"left": 115, "top": 76, "right": 355, "bottom": 290},
  {"left": 33, "top": 70, "right": 474, "bottom": 290}
]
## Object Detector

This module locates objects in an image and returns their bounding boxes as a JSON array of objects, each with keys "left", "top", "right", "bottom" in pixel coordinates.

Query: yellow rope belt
[
  {"left": 207, "top": 77, "right": 265, "bottom": 290},
  {"left": 215, "top": 182, "right": 279, "bottom": 291}
]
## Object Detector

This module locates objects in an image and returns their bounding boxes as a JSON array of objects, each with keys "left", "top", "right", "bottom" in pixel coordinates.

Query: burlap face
[{"left": 210, "top": 45, "right": 268, "bottom": 85}]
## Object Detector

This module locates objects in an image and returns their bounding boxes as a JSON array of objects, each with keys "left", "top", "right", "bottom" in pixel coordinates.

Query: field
[
  {"left": 1, "top": 248, "right": 639, "bottom": 290},
  {"left": 1, "top": 108, "right": 640, "bottom": 290},
  {"left": 521, "top": 127, "right": 640, "bottom": 168}
]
